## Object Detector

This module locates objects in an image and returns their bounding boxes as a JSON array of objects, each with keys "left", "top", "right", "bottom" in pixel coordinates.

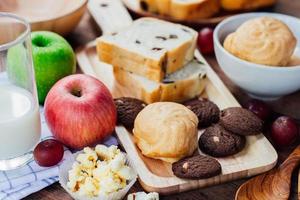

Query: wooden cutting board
[
  {"left": 76, "top": 0, "right": 278, "bottom": 194},
  {"left": 76, "top": 41, "right": 278, "bottom": 194}
]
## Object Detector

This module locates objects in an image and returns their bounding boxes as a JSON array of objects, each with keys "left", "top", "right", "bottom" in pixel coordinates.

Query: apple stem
[{"left": 71, "top": 89, "right": 82, "bottom": 97}]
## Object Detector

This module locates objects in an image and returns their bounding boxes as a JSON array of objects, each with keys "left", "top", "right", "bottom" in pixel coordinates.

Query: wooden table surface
[{"left": 26, "top": 0, "right": 300, "bottom": 199}]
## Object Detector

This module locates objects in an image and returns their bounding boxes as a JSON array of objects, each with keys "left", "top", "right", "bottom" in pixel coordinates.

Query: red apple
[{"left": 44, "top": 74, "right": 117, "bottom": 149}]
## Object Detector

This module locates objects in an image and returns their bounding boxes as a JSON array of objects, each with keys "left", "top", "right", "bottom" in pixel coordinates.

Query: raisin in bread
[
  {"left": 139, "top": 0, "right": 220, "bottom": 20},
  {"left": 97, "top": 17, "right": 197, "bottom": 82},
  {"left": 113, "top": 59, "right": 206, "bottom": 104}
]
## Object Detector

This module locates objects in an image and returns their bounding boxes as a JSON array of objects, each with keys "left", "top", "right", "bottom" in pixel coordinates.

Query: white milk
[{"left": 0, "top": 84, "right": 41, "bottom": 159}]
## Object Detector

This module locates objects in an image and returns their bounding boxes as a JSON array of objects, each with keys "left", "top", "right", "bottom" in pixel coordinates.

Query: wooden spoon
[{"left": 235, "top": 145, "right": 300, "bottom": 200}]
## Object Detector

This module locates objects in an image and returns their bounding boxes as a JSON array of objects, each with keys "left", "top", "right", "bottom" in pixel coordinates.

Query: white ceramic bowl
[{"left": 214, "top": 12, "right": 300, "bottom": 100}]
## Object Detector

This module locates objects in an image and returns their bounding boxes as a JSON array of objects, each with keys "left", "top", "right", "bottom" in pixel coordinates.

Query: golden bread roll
[
  {"left": 221, "top": 0, "right": 276, "bottom": 11},
  {"left": 133, "top": 102, "right": 198, "bottom": 163},
  {"left": 140, "top": 0, "right": 170, "bottom": 15},
  {"left": 139, "top": 0, "right": 220, "bottom": 20},
  {"left": 170, "top": 0, "right": 220, "bottom": 21},
  {"left": 224, "top": 17, "right": 296, "bottom": 66}
]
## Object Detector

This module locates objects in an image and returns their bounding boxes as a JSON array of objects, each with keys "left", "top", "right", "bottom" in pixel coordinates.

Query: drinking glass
[{"left": 0, "top": 12, "right": 41, "bottom": 170}]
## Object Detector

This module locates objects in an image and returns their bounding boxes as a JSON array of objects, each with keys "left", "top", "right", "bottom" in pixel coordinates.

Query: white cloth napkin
[{"left": 0, "top": 108, "right": 118, "bottom": 200}]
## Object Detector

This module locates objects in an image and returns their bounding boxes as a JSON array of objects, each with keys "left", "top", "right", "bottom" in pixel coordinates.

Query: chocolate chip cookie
[
  {"left": 184, "top": 98, "right": 220, "bottom": 127},
  {"left": 172, "top": 155, "right": 221, "bottom": 179},
  {"left": 114, "top": 97, "right": 147, "bottom": 129},
  {"left": 220, "top": 107, "right": 263, "bottom": 135},
  {"left": 199, "top": 124, "right": 246, "bottom": 157}
]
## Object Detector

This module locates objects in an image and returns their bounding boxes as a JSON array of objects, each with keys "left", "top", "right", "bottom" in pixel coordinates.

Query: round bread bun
[
  {"left": 133, "top": 102, "right": 198, "bottom": 163},
  {"left": 224, "top": 17, "right": 296, "bottom": 66}
]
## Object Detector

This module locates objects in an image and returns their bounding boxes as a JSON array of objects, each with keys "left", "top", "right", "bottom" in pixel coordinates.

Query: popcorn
[
  {"left": 67, "top": 145, "right": 134, "bottom": 198},
  {"left": 93, "top": 163, "right": 110, "bottom": 179},
  {"left": 99, "top": 175, "right": 123, "bottom": 194},
  {"left": 77, "top": 177, "right": 99, "bottom": 197},
  {"left": 109, "top": 152, "right": 126, "bottom": 172},
  {"left": 117, "top": 166, "right": 135, "bottom": 180},
  {"left": 76, "top": 147, "right": 98, "bottom": 169},
  {"left": 95, "top": 145, "right": 110, "bottom": 160}
]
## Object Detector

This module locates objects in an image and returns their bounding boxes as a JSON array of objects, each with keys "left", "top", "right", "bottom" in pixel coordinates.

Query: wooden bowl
[{"left": 0, "top": 0, "right": 87, "bottom": 36}]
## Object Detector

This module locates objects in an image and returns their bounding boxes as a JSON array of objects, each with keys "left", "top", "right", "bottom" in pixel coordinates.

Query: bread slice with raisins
[
  {"left": 113, "top": 59, "right": 207, "bottom": 104},
  {"left": 96, "top": 17, "right": 197, "bottom": 82}
]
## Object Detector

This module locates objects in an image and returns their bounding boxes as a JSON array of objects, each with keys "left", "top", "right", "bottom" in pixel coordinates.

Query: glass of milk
[{"left": 0, "top": 13, "right": 41, "bottom": 170}]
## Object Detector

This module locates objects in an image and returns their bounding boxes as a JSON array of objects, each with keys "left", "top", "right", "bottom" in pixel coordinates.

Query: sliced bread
[
  {"left": 139, "top": 0, "right": 220, "bottom": 20},
  {"left": 97, "top": 17, "right": 197, "bottom": 82},
  {"left": 113, "top": 59, "right": 207, "bottom": 104}
]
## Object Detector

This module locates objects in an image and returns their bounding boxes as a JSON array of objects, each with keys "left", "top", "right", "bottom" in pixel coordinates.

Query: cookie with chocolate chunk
[
  {"left": 184, "top": 98, "right": 220, "bottom": 127},
  {"left": 220, "top": 107, "right": 263, "bottom": 135},
  {"left": 172, "top": 155, "right": 221, "bottom": 179},
  {"left": 114, "top": 97, "right": 147, "bottom": 129},
  {"left": 199, "top": 124, "right": 246, "bottom": 157}
]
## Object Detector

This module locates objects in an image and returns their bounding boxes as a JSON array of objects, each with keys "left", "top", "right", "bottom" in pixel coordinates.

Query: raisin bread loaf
[
  {"left": 113, "top": 59, "right": 207, "bottom": 104},
  {"left": 139, "top": 0, "right": 220, "bottom": 20},
  {"left": 97, "top": 17, "right": 197, "bottom": 82}
]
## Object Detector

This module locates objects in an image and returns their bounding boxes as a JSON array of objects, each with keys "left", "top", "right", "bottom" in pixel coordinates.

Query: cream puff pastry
[
  {"left": 133, "top": 102, "right": 198, "bottom": 163},
  {"left": 224, "top": 17, "right": 296, "bottom": 66}
]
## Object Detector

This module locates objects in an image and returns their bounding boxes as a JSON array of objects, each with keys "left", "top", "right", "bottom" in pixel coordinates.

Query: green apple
[
  {"left": 7, "top": 31, "right": 76, "bottom": 104},
  {"left": 31, "top": 31, "right": 76, "bottom": 104}
]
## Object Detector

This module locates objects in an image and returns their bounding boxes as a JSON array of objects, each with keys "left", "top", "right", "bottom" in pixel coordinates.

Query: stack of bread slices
[{"left": 96, "top": 17, "right": 207, "bottom": 104}]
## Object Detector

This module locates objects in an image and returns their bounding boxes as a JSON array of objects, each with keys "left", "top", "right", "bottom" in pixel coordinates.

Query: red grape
[
  {"left": 197, "top": 27, "right": 214, "bottom": 54},
  {"left": 245, "top": 99, "right": 271, "bottom": 121},
  {"left": 34, "top": 139, "right": 64, "bottom": 167},
  {"left": 271, "top": 116, "right": 299, "bottom": 147}
]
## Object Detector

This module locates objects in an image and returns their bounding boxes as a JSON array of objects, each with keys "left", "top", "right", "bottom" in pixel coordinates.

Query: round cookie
[
  {"left": 184, "top": 98, "right": 220, "bottom": 127},
  {"left": 199, "top": 124, "right": 246, "bottom": 157},
  {"left": 220, "top": 107, "right": 263, "bottom": 135},
  {"left": 114, "top": 97, "right": 146, "bottom": 129},
  {"left": 172, "top": 155, "right": 221, "bottom": 179}
]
